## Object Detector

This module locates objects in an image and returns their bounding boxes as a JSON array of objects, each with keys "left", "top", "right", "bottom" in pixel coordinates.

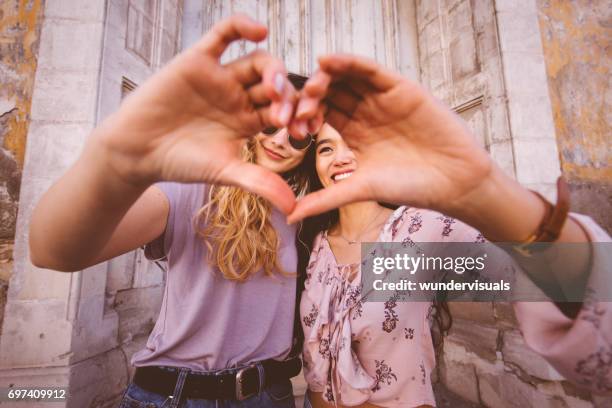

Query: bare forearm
[
  {"left": 446, "top": 165, "right": 590, "bottom": 293},
  {"left": 29, "top": 134, "right": 149, "bottom": 271}
]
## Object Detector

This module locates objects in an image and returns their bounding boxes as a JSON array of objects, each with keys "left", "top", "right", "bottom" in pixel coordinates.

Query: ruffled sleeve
[{"left": 513, "top": 214, "right": 612, "bottom": 394}]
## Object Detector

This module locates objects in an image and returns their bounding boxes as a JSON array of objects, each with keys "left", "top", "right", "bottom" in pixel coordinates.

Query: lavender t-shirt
[{"left": 130, "top": 182, "right": 297, "bottom": 371}]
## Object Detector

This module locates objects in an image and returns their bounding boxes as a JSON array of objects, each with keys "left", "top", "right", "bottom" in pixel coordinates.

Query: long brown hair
[{"left": 195, "top": 73, "right": 310, "bottom": 281}]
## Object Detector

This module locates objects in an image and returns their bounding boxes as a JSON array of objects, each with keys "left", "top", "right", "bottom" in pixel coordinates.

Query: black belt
[{"left": 133, "top": 358, "right": 302, "bottom": 401}]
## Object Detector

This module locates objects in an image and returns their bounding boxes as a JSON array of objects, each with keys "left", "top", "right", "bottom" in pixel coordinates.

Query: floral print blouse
[
  {"left": 300, "top": 206, "right": 612, "bottom": 407},
  {"left": 300, "top": 206, "right": 483, "bottom": 407}
]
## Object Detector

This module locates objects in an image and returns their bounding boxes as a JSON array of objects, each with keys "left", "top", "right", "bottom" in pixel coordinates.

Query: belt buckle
[{"left": 235, "top": 364, "right": 258, "bottom": 401}]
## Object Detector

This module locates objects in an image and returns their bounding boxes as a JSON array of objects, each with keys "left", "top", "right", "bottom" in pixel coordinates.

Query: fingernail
[
  {"left": 274, "top": 73, "right": 285, "bottom": 95},
  {"left": 279, "top": 103, "right": 292, "bottom": 125},
  {"left": 297, "top": 120, "right": 308, "bottom": 136}
]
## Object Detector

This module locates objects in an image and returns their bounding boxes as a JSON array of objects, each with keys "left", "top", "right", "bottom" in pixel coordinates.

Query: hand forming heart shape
[{"left": 96, "top": 13, "right": 507, "bottom": 229}]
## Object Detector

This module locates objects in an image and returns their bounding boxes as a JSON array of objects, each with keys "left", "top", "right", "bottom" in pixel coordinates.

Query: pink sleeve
[{"left": 513, "top": 214, "right": 612, "bottom": 394}]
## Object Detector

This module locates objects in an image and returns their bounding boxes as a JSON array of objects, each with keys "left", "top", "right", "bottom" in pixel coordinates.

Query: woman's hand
[
  {"left": 288, "top": 54, "right": 494, "bottom": 222},
  {"left": 97, "top": 14, "right": 298, "bottom": 213}
]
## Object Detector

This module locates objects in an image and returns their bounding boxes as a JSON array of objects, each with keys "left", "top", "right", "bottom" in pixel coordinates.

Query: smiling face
[
  {"left": 253, "top": 128, "right": 308, "bottom": 174},
  {"left": 315, "top": 123, "right": 357, "bottom": 188}
]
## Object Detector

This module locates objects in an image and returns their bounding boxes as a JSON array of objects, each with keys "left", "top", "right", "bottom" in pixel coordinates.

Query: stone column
[
  {"left": 0, "top": 0, "right": 182, "bottom": 406},
  {"left": 495, "top": 0, "right": 561, "bottom": 199},
  {"left": 0, "top": 0, "right": 121, "bottom": 406}
]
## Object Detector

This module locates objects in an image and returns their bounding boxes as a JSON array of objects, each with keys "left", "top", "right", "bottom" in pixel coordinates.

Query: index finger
[
  {"left": 318, "top": 54, "right": 400, "bottom": 92},
  {"left": 195, "top": 14, "right": 268, "bottom": 59},
  {"left": 286, "top": 173, "right": 370, "bottom": 223},
  {"left": 226, "top": 49, "right": 290, "bottom": 102}
]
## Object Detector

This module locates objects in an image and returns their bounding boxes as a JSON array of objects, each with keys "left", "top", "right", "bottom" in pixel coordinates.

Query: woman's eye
[{"left": 318, "top": 146, "right": 332, "bottom": 154}]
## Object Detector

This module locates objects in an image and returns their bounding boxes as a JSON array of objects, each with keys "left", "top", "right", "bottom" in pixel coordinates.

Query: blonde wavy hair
[
  {"left": 194, "top": 73, "right": 311, "bottom": 281},
  {"left": 195, "top": 139, "right": 310, "bottom": 281}
]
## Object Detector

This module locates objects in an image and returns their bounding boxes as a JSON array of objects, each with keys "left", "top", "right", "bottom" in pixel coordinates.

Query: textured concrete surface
[
  {"left": 0, "top": 0, "right": 44, "bottom": 239},
  {"left": 537, "top": 0, "right": 612, "bottom": 233}
]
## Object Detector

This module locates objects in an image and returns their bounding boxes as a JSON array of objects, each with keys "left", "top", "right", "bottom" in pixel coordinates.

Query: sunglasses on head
[{"left": 262, "top": 127, "right": 314, "bottom": 150}]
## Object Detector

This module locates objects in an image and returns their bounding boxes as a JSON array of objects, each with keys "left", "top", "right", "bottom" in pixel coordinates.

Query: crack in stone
[{"left": 0, "top": 108, "right": 18, "bottom": 121}]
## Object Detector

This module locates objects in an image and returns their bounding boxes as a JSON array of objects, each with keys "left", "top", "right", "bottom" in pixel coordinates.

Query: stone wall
[
  {"left": 415, "top": 0, "right": 601, "bottom": 406},
  {"left": 0, "top": 1, "right": 182, "bottom": 407},
  {"left": 536, "top": 0, "right": 612, "bottom": 233},
  {"left": 434, "top": 302, "right": 594, "bottom": 407},
  {"left": 0, "top": 0, "right": 45, "bottom": 334}
]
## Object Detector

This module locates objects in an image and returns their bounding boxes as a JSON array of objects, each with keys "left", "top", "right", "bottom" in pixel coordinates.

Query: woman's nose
[
  {"left": 334, "top": 146, "right": 355, "bottom": 165},
  {"left": 270, "top": 128, "right": 288, "bottom": 148}
]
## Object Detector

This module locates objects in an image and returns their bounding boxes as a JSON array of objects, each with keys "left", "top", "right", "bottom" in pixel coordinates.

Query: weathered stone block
[
  {"left": 126, "top": 3, "right": 155, "bottom": 64},
  {"left": 495, "top": 0, "right": 539, "bottom": 16},
  {"left": 479, "top": 371, "right": 531, "bottom": 408},
  {"left": 569, "top": 181, "right": 612, "bottom": 234},
  {"left": 493, "top": 302, "right": 518, "bottom": 327},
  {"left": 130, "top": 0, "right": 157, "bottom": 18},
  {"left": 132, "top": 249, "right": 164, "bottom": 288},
  {"left": 428, "top": 50, "right": 446, "bottom": 90},
  {"left": 12, "top": 264, "right": 73, "bottom": 302},
  {"left": 507, "top": 94, "right": 556, "bottom": 141},
  {"left": 439, "top": 358, "right": 480, "bottom": 404},
  {"left": 159, "top": 31, "right": 177, "bottom": 67},
  {"left": 0, "top": 364, "right": 71, "bottom": 389},
  {"left": 478, "top": 21, "right": 500, "bottom": 61},
  {"left": 22, "top": 121, "right": 90, "bottom": 186},
  {"left": 513, "top": 139, "right": 561, "bottom": 185},
  {"left": 0, "top": 241, "right": 13, "bottom": 281},
  {"left": 417, "top": 0, "right": 440, "bottom": 27},
  {"left": 0, "top": 299, "right": 73, "bottom": 367},
  {"left": 487, "top": 100, "right": 511, "bottom": 143},
  {"left": 448, "top": 0, "right": 472, "bottom": 34},
  {"left": 449, "top": 302, "right": 496, "bottom": 325},
  {"left": 30, "top": 69, "right": 99, "bottom": 123},
  {"left": 421, "top": 18, "right": 443, "bottom": 54},
  {"left": 501, "top": 52, "right": 548, "bottom": 100},
  {"left": 433, "top": 381, "right": 482, "bottom": 407},
  {"left": 121, "top": 333, "right": 149, "bottom": 380},
  {"left": 501, "top": 329, "right": 564, "bottom": 381},
  {"left": 78, "top": 262, "right": 107, "bottom": 299},
  {"left": 446, "top": 319, "right": 499, "bottom": 362},
  {"left": 115, "top": 286, "right": 163, "bottom": 343},
  {"left": 488, "top": 140, "right": 516, "bottom": 179},
  {"left": 45, "top": 0, "right": 105, "bottom": 21},
  {"left": 496, "top": 10, "right": 543, "bottom": 55},
  {"left": 68, "top": 348, "right": 129, "bottom": 408},
  {"left": 71, "top": 294, "right": 119, "bottom": 363},
  {"left": 450, "top": 33, "right": 478, "bottom": 81},
  {"left": 458, "top": 104, "right": 487, "bottom": 149},
  {"left": 38, "top": 19, "right": 104, "bottom": 72},
  {"left": 478, "top": 370, "right": 586, "bottom": 408},
  {"left": 106, "top": 252, "right": 136, "bottom": 293},
  {"left": 161, "top": 0, "right": 180, "bottom": 39},
  {"left": 592, "top": 394, "right": 612, "bottom": 408}
]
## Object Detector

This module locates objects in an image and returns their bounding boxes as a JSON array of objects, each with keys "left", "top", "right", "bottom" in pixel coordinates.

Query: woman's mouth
[
  {"left": 262, "top": 145, "right": 286, "bottom": 161},
  {"left": 331, "top": 171, "right": 353, "bottom": 182}
]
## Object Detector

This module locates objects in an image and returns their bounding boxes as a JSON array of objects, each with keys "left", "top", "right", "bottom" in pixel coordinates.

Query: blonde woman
[{"left": 29, "top": 16, "right": 319, "bottom": 408}]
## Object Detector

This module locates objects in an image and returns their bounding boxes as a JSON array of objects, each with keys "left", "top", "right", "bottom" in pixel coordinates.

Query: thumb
[
  {"left": 224, "top": 161, "right": 297, "bottom": 215},
  {"left": 287, "top": 173, "right": 371, "bottom": 223}
]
